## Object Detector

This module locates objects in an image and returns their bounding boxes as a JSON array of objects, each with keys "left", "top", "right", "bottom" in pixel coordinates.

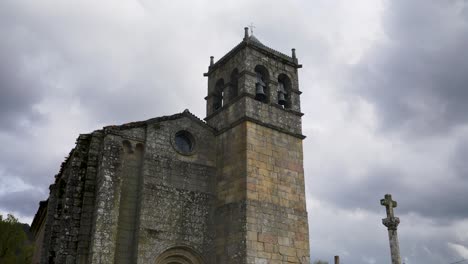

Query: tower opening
[
  {"left": 213, "top": 79, "right": 224, "bottom": 110},
  {"left": 229, "top": 68, "right": 239, "bottom": 102},
  {"left": 278, "top": 73, "right": 292, "bottom": 108},
  {"left": 254, "top": 65, "right": 269, "bottom": 103}
]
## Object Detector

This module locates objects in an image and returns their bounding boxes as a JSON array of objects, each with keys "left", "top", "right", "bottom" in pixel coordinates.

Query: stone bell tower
[{"left": 205, "top": 28, "right": 310, "bottom": 263}]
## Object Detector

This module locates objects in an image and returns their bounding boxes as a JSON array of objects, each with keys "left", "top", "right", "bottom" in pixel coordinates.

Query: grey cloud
[
  {"left": 452, "top": 137, "right": 468, "bottom": 179},
  {"left": 0, "top": 189, "right": 47, "bottom": 217},
  {"left": 0, "top": 2, "right": 187, "bottom": 133},
  {"left": 349, "top": 0, "right": 468, "bottom": 137},
  {"left": 308, "top": 201, "right": 463, "bottom": 264},
  {"left": 0, "top": 158, "right": 56, "bottom": 188},
  {"left": 323, "top": 0, "right": 468, "bottom": 223},
  {"left": 0, "top": 30, "right": 46, "bottom": 132},
  {"left": 0, "top": 1, "right": 332, "bottom": 133},
  {"left": 310, "top": 162, "right": 468, "bottom": 222}
]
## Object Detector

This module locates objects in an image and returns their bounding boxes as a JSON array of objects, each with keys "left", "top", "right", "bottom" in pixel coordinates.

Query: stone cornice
[
  {"left": 216, "top": 116, "right": 306, "bottom": 140},
  {"left": 204, "top": 93, "right": 304, "bottom": 121}
]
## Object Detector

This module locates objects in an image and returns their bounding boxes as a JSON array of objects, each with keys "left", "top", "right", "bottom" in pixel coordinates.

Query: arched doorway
[{"left": 155, "top": 246, "right": 204, "bottom": 264}]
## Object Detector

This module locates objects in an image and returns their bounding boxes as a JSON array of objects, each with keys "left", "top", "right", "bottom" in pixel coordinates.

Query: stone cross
[
  {"left": 249, "top": 22, "right": 256, "bottom": 35},
  {"left": 381, "top": 194, "right": 401, "bottom": 264}
]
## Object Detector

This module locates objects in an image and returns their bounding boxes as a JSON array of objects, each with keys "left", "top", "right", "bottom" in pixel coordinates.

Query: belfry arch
[{"left": 154, "top": 246, "right": 204, "bottom": 264}]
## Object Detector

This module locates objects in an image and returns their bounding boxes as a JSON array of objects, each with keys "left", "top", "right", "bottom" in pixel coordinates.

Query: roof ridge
[
  {"left": 249, "top": 39, "right": 295, "bottom": 62},
  {"left": 102, "top": 110, "right": 216, "bottom": 132}
]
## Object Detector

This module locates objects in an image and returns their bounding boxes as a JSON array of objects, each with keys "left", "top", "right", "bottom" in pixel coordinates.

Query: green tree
[{"left": 0, "top": 214, "right": 34, "bottom": 264}]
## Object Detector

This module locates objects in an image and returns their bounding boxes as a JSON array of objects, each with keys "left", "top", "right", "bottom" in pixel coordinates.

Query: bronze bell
[
  {"left": 278, "top": 82, "right": 287, "bottom": 105},
  {"left": 255, "top": 82, "right": 266, "bottom": 101},
  {"left": 278, "top": 91, "right": 286, "bottom": 105}
]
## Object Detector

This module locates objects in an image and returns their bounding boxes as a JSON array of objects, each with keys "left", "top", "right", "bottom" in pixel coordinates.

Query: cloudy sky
[{"left": 1, "top": 0, "right": 468, "bottom": 263}]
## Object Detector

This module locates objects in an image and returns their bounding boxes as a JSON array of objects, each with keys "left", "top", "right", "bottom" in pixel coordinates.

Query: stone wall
[
  {"left": 212, "top": 119, "right": 309, "bottom": 264},
  {"left": 245, "top": 121, "right": 309, "bottom": 263},
  {"left": 114, "top": 141, "right": 144, "bottom": 264},
  {"left": 78, "top": 132, "right": 103, "bottom": 263},
  {"left": 214, "top": 123, "right": 248, "bottom": 263},
  {"left": 206, "top": 96, "right": 303, "bottom": 137},
  {"left": 32, "top": 111, "right": 310, "bottom": 264},
  {"left": 39, "top": 132, "right": 102, "bottom": 264},
  {"left": 88, "top": 133, "right": 127, "bottom": 264},
  {"left": 136, "top": 116, "right": 217, "bottom": 263},
  {"left": 31, "top": 219, "right": 46, "bottom": 264},
  {"left": 88, "top": 115, "right": 218, "bottom": 263},
  {"left": 31, "top": 201, "right": 47, "bottom": 264}
]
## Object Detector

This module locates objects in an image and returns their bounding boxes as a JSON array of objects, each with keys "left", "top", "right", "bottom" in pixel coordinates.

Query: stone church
[{"left": 30, "top": 28, "right": 310, "bottom": 264}]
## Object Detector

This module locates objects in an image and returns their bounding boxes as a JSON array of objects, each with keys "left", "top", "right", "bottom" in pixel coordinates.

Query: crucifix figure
[{"left": 380, "top": 194, "right": 402, "bottom": 264}]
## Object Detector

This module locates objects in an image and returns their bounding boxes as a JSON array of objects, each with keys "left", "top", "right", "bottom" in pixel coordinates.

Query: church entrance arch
[{"left": 154, "top": 246, "right": 204, "bottom": 264}]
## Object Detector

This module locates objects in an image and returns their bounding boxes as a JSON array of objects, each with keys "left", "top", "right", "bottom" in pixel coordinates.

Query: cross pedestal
[{"left": 381, "top": 194, "right": 401, "bottom": 264}]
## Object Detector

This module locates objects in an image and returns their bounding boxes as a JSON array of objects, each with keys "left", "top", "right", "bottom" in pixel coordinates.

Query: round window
[{"left": 174, "top": 130, "right": 195, "bottom": 154}]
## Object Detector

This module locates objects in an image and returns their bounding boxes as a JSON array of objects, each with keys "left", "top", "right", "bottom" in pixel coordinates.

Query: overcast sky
[{"left": 1, "top": 1, "right": 468, "bottom": 263}]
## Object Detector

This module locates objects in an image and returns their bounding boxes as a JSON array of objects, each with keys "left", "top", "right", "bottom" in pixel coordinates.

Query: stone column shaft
[{"left": 387, "top": 229, "right": 401, "bottom": 264}]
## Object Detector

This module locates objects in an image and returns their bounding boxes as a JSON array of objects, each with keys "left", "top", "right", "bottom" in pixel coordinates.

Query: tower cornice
[{"left": 204, "top": 93, "right": 304, "bottom": 119}]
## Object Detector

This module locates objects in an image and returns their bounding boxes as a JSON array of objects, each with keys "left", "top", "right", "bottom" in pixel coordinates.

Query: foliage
[{"left": 0, "top": 214, "right": 34, "bottom": 264}]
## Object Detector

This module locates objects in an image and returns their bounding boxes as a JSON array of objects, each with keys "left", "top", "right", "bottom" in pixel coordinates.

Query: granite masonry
[{"left": 31, "top": 28, "right": 310, "bottom": 264}]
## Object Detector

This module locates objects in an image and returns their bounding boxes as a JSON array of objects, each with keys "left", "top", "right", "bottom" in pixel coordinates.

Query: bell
[
  {"left": 278, "top": 91, "right": 286, "bottom": 105},
  {"left": 255, "top": 82, "right": 266, "bottom": 101},
  {"left": 278, "top": 82, "right": 287, "bottom": 105}
]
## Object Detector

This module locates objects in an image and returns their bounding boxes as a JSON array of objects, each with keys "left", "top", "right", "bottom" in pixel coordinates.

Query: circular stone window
[{"left": 174, "top": 130, "right": 195, "bottom": 154}]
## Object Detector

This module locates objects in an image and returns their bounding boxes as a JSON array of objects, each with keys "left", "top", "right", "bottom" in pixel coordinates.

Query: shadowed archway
[{"left": 155, "top": 246, "right": 204, "bottom": 264}]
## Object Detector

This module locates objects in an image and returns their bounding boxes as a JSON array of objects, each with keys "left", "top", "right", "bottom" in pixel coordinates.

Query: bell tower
[{"left": 204, "top": 28, "right": 309, "bottom": 263}]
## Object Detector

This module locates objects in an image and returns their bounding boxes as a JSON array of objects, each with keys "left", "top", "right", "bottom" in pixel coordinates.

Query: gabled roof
[
  {"left": 103, "top": 109, "right": 215, "bottom": 133},
  {"left": 248, "top": 34, "right": 263, "bottom": 44}
]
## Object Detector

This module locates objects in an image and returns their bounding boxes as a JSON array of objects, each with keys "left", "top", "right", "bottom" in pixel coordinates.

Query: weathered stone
[
  {"left": 381, "top": 194, "right": 402, "bottom": 264},
  {"left": 30, "top": 29, "right": 310, "bottom": 264}
]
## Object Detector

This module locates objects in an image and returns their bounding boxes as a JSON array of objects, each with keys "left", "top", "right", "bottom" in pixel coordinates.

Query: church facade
[{"left": 31, "top": 28, "right": 310, "bottom": 264}]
